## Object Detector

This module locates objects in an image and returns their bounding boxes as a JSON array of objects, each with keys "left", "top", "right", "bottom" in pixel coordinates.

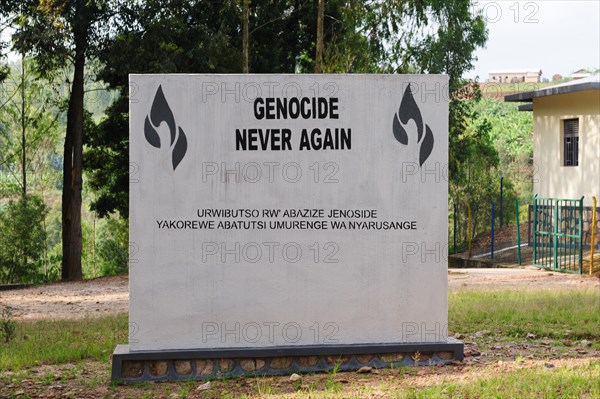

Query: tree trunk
[
  {"left": 61, "top": 47, "right": 85, "bottom": 281},
  {"left": 242, "top": 0, "right": 249, "bottom": 73},
  {"left": 315, "top": 0, "right": 324, "bottom": 73}
]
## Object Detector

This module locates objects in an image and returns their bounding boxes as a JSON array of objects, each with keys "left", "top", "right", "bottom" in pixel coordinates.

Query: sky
[{"left": 466, "top": 1, "right": 600, "bottom": 80}]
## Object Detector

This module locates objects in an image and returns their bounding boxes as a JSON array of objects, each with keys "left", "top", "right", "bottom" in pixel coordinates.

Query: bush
[
  {"left": 0, "top": 195, "right": 48, "bottom": 284},
  {"left": 1, "top": 306, "right": 16, "bottom": 343},
  {"left": 97, "top": 217, "right": 128, "bottom": 276}
]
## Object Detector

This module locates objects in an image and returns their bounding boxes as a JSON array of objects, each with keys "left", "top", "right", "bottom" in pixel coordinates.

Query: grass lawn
[
  {"left": 0, "top": 314, "right": 128, "bottom": 370},
  {"left": 449, "top": 288, "right": 600, "bottom": 340},
  {"left": 1, "top": 287, "right": 598, "bottom": 398}
]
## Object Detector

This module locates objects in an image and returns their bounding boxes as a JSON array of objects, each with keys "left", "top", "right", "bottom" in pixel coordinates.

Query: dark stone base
[{"left": 111, "top": 339, "right": 463, "bottom": 382}]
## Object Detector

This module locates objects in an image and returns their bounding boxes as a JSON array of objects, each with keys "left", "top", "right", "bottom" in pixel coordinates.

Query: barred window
[{"left": 563, "top": 118, "right": 579, "bottom": 166}]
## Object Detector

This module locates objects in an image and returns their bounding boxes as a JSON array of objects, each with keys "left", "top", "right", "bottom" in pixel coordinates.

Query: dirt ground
[
  {"left": 0, "top": 268, "right": 597, "bottom": 321},
  {"left": 0, "top": 276, "right": 129, "bottom": 320},
  {"left": 448, "top": 266, "right": 600, "bottom": 291},
  {"left": 1, "top": 357, "right": 599, "bottom": 399}
]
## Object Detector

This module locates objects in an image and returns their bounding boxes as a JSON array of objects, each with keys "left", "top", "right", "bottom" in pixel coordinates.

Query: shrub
[
  {"left": 0, "top": 195, "right": 48, "bottom": 284},
  {"left": 97, "top": 217, "right": 128, "bottom": 276},
  {"left": 1, "top": 306, "right": 16, "bottom": 343}
]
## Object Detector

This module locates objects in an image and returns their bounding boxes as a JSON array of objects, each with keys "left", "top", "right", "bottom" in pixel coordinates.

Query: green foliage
[
  {"left": 0, "top": 60, "right": 64, "bottom": 282},
  {"left": 35, "top": 197, "right": 64, "bottom": 282},
  {"left": 406, "top": 1, "right": 487, "bottom": 84},
  {"left": 1, "top": 306, "right": 16, "bottom": 343},
  {"left": 0, "top": 195, "right": 48, "bottom": 283},
  {"left": 8, "top": 0, "right": 115, "bottom": 73},
  {"left": 96, "top": 216, "right": 128, "bottom": 276},
  {"left": 0, "top": 59, "right": 63, "bottom": 198},
  {"left": 447, "top": 86, "right": 535, "bottom": 247},
  {"left": 447, "top": 84, "right": 500, "bottom": 243},
  {"left": 473, "top": 98, "right": 534, "bottom": 199},
  {"left": 85, "top": 96, "right": 129, "bottom": 218},
  {"left": 297, "top": 0, "right": 487, "bottom": 75},
  {"left": 97, "top": 0, "right": 244, "bottom": 92},
  {"left": 297, "top": 1, "right": 377, "bottom": 73}
]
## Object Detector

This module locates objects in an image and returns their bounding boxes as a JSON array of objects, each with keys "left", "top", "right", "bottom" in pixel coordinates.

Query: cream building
[{"left": 505, "top": 75, "right": 600, "bottom": 205}]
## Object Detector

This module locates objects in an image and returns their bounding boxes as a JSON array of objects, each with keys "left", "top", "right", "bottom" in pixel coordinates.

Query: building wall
[{"left": 533, "top": 90, "right": 600, "bottom": 205}]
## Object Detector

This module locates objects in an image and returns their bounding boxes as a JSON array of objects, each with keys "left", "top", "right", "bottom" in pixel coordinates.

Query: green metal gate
[{"left": 532, "top": 195, "right": 583, "bottom": 274}]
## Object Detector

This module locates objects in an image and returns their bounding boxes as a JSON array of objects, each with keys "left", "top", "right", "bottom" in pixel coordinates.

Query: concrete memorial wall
[{"left": 127, "top": 74, "right": 449, "bottom": 354}]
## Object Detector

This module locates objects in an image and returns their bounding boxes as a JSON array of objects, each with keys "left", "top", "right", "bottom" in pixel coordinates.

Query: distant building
[
  {"left": 552, "top": 74, "right": 563, "bottom": 82},
  {"left": 488, "top": 69, "right": 542, "bottom": 83},
  {"left": 571, "top": 69, "right": 591, "bottom": 80},
  {"left": 504, "top": 75, "right": 600, "bottom": 205}
]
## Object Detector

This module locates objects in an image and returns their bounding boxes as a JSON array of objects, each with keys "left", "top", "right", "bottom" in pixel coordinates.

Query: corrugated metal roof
[{"left": 504, "top": 75, "right": 600, "bottom": 103}]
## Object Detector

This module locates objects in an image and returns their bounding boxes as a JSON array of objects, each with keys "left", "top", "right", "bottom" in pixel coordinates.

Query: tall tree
[
  {"left": 20, "top": 55, "right": 26, "bottom": 196},
  {"left": 242, "top": 0, "right": 249, "bottom": 73},
  {"left": 7, "top": 0, "right": 115, "bottom": 281},
  {"left": 315, "top": 0, "right": 324, "bottom": 73}
]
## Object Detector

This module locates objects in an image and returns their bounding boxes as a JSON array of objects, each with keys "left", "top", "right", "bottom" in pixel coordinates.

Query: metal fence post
[
  {"left": 491, "top": 201, "right": 495, "bottom": 260},
  {"left": 453, "top": 204, "right": 457, "bottom": 255},
  {"left": 553, "top": 198, "right": 559, "bottom": 271},
  {"left": 528, "top": 204, "right": 532, "bottom": 246},
  {"left": 579, "top": 197, "right": 584, "bottom": 274},
  {"left": 468, "top": 203, "right": 472, "bottom": 258},
  {"left": 533, "top": 194, "right": 538, "bottom": 265},
  {"left": 516, "top": 197, "right": 522, "bottom": 265},
  {"left": 500, "top": 177, "right": 504, "bottom": 228},
  {"left": 591, "top": 196, "right": 597, "bottom": 275}
]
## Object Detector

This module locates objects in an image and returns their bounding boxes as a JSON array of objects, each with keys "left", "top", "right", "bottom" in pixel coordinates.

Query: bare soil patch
[
  {"left": 0, "top": 276, "right": 128, "bottom": 320},
  {"left": 448, "top": 267, "right": 600, "bottom": 291},
  {"left": 1, "top": 270, "right": 598, "bottom": 320}
]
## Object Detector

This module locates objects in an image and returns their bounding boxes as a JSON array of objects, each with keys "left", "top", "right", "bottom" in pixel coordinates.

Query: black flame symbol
[
  {"left": 144, "top": 85, "right": 188, "bottom": 170},
  {"left": 392, "top": 85, "right": 434, "bottom": 166}
]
